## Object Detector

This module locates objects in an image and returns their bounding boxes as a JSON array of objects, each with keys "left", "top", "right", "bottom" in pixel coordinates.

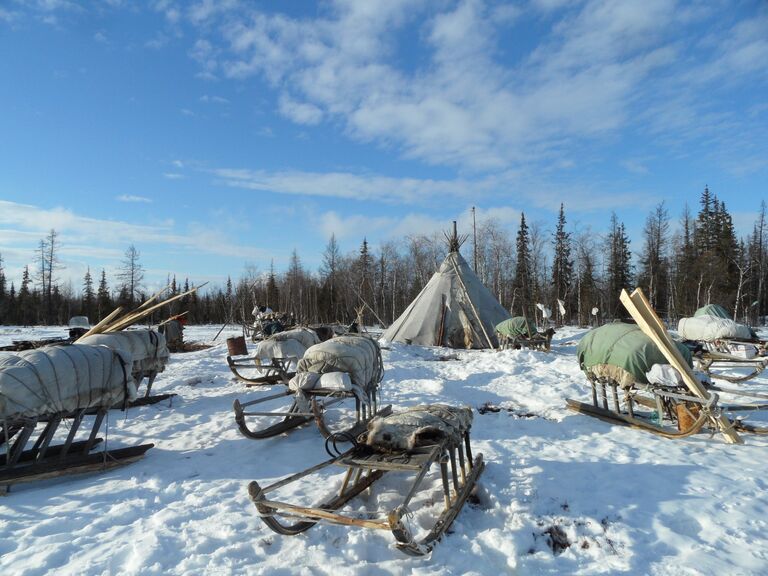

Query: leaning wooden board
[{"left": 619, "top": 288, "right": 742, "bottom": 444}]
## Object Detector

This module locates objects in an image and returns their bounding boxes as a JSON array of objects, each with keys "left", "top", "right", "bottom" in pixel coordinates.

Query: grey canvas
[{"left": 381, "top": 250, "right": 510, "bottom": 349}]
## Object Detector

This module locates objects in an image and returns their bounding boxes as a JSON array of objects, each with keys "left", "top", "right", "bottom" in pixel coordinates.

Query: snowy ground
[{"left": 2, "top": 324, "right": 768, "bottom": 575}]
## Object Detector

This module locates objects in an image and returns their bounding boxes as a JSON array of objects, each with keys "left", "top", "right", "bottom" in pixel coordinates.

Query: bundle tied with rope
[{"left": 0, "top": 344, "right": 137, "bottom": 420}]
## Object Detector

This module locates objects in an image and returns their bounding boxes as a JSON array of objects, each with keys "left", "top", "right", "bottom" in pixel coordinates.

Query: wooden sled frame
[
  {"left": 694, "top": 348, "right": 767, "bottom": 383},
  {"left": 568, "top": 288, "right": 744, "bottom": 443},
  {"left": 567, "top": 374, "right": 715, "bottom": 439},
  {"left": 1, "top": 408, "right": 153, "bottom": 494},
  {"left": 227, "top": 355, "right": 295, "bottom": 387},
  {"left": 248, "top": 427, "right": 484, "bottom": 556}
]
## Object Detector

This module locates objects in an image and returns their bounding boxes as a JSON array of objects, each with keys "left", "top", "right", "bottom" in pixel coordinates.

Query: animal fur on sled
[{"left": 362, "top": 404, "right": 473, "bottom": 452}]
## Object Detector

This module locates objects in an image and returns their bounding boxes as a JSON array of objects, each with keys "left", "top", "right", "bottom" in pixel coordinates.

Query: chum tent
[{"left": 381, "top": 227, "right": 510, "bottom": 349}]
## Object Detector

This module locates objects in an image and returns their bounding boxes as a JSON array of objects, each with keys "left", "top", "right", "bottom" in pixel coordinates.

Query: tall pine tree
[
  {"left": 551, "top": 204, "right": 573, "bottom": 324},
  {"left": 513, "top": 213, "right": 534, "bottom": 319}
]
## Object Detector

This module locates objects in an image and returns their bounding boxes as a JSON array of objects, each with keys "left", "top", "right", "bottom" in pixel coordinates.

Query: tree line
[{"left": 0, "top": 187, "right": 765, "bottom": 329}]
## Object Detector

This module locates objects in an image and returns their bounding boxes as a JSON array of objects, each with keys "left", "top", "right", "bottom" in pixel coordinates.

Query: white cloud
[
  {"left": 211, "top": 167, "right": 479, "bottom": 203},
  {"left": 163, "top": 173, "right": 185, "bottom": 180},
  {"left": 117, "top": 194, "right": 153, "bottom": 202},
  {"left": 199, "top": 94, "right": 230, "bottom": 104}
]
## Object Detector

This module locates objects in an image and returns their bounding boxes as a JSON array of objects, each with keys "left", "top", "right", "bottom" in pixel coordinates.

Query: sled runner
[
  {"left": 247, "top": 404, "right": 484, "bottom": 556},
  {"left": 1, "top": 344, "right": 154, "bottom": 493},
  {"left": 567, "top": 289, "right": 754, "bottom": 443},
  {"left": 233, "top": 334, "right": 386, "bottom": 440}
]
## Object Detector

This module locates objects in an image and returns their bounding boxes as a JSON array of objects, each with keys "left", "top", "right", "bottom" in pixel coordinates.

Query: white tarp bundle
[
  {"left": 0, "top": 344, "right": 137, "bottom": 420},
  {"left": 254, "top": 328, "right": 320, "bottom": 363},
  {"left": 381, "top": 250, "right": 509, "bottom": 349},
  {"left": 79, "top": 330, "right": 169, "bottom": 377},
  {"left": 295, "top": 335, "right": 382, "bottom": 393},
  {"left": 364, "top": 404, "right": 473, "bottom": 452},
  {"left": 678, "top": 315, "right": 754, "bottom": 342}
]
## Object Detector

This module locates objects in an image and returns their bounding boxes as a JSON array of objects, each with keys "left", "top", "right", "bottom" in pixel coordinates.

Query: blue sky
[{"left": 0, "top": 0, "right": 766, "bottom": 293}]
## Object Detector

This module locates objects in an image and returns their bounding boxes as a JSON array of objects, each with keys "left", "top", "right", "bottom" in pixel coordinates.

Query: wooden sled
[
  {"left": 567, "top": 288, "right": 756, "bottom": 443},
  {"left": 1, "top": 408, "right": 153, "bottom": 494},
  {"left": 248, "top": 427, "right": 483, "bottom": 556},
  {"left": 694, "top": 350, "right": 767, "bottom": 383},
  {"left": 227, "top": 356, "right": 295, "bottom": 387},
  {"left": 233, "top": 385, "right": 391, "bottom": 440},
  {"left": 499, "top": 330, "right": 554, "bottom": 352}
]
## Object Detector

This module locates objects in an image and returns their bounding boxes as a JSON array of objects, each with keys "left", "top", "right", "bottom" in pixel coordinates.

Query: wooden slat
[
  {"left": 620, "top": 288, "right": 742, "bottom": 444},
  {"left": 260, "top": 500, "right": 390, "bottom": 530}
]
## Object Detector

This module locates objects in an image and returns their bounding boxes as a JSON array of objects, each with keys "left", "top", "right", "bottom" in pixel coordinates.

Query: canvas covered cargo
[
  {"left": 255, "top": 327, "right": 320, "bottom": 362},
  {"left": 296, "top": 335, "right": 383, "bottom": 393},
  {"left": 577, "top": 323, "right": 692, "bottom": 387},
  {"left": 79, "top": 330, "right": 169, "bottom": 378},
  {"left": 694, "top": 304, "right": 731, "bottom": 319},
  {"left": 678, "top": 316, "right": 756, "bottom": 342},
  {"left": 495, "top": 317, "right": 538, "bottom": 339},
  {"left": 381, "top": 250, "right": 510, "bottom": 349},
  {"left": 0, "top": 344, "right": 137, "bottom": 419}
]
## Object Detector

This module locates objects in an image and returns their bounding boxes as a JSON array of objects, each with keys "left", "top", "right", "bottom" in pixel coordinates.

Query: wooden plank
[
  {"left": 105, "top": 283, "right": 208, "bottom": 332},
  {"left": 259, "top": 500, "right": 390, "bottom": 530},
  {"left": 620, "top": 288, "right": 742, "bottom": 444},
  {"left": 75, "top": 306, "right": 124, "bottom": 342}
]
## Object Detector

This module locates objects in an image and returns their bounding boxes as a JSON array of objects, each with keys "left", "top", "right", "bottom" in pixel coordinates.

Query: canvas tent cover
[
  {"left": 296, "top": 335, "right": 383, "bottom": 392},
  {"left": 495, "top": 317, "right": 538, "bottom": 339},
  {"left": 0, "top": 344, "right": 137, "bottom": 420},
  {"left": 79, "top": 330, "right": 169, "bottom": 376},
  {"left": 381, "top": 251, "right": 510, "bottom": 349},
  {"left": 678, "top": 316, "right": 756, "bottom": 342},
  {"left": 694, "top": 304, "right": 731, "bottom": 319},
  {"left": 577, "top": 323, "right": 692, "bottom": 386}
]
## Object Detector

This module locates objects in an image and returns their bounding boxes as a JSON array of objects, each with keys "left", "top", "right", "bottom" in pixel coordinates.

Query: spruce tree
[
  {"left": 606, "top": 213, "right": 632, "bottom": 318},
  {"left": 97, "top": 269, "right": 111, "bottom": 321},
  {"left": 551, "top": 204, "right": 573, "bottom": 323},
  {"left": 513, "top": 212, "right": 534, "bottom": 319},
  {"left": 82, "top": 267, "right": 95, "bottom": 322}
]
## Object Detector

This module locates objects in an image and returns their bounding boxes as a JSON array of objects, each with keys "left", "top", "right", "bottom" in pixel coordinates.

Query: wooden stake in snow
[{"left": 619, "top": 288, "right": 742, "bottom": 444}]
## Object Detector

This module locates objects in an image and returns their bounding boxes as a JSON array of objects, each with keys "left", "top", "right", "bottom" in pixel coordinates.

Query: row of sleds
[
  {"left": 567, "top": 289, "right": 768, "bottom": 444},
  {"left": 0, "top": 328, "right": 172, "bottom": 495},
  {"left": 226, "top": 326, "right": 484, "bottom": 556}
]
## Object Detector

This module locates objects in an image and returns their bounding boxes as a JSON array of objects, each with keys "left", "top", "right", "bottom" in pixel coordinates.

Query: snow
[{"left": 2, "top": 324, "right": 768, "bottom": 575}]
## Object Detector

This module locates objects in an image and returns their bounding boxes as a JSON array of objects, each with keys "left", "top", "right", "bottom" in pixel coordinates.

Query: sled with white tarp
[
  {"left": 233, "top": 334, "right": 387, "bottom": 440},
  {"left": 79, "top": 329, "right": 173, "bottom": 406},
  {"left": 247, "top": 404, "right": 483, "bottom": 556},
  {"left": 0, "top": 344, "right": 153, "bottom": 493},
  {"left": 677, "top": 305, "right": 766, "bottom": 383},
  {"left": 227, "top": 327, "right": 320, "bottom": 386}
]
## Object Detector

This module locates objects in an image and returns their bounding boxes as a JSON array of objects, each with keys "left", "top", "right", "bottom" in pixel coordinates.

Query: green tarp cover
[
  {"left": 577, "top": 323, "right": 692, "bottom": 384},
  {"left": 495, "top": 317, "right": 537, "bottom": 339},
  {"left": 694, "top": 304, "right": 730, "bottom": 319}
]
